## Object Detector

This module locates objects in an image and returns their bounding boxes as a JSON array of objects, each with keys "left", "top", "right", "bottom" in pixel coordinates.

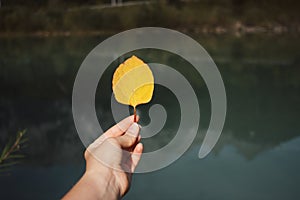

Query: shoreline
[
  {"left": 1, "top": 1, "right": 299, "bottom": 38},
  {"left": 0, "top": 24, "right": 299, "bottom": 38}
]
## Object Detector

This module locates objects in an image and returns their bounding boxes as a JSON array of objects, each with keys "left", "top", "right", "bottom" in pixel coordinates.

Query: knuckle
[
  {"left": 106, "top": 137, "right": 117, "bottom": 144},
  {"left": 84, "top": 150, "right": 90, "bottom": 160},
  {"left": 127, "top": 135, "right": 136, "bottom": 145}
]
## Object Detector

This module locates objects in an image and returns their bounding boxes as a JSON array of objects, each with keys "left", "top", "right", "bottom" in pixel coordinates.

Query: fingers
[
  {"left": 92, "top": 115, "right": 139, "bottom": 146},
  {"left": 131, "top": 143, "right": 143, "bottom": 172},
  {"left": 105, "top": 115, "right": 139, "bottom": 137},
  {"left": 116, "top": 123, "right": 140, "bottom": 148},
  {"left": 87, "top": 119, "right": 144, "bottom": 174}
]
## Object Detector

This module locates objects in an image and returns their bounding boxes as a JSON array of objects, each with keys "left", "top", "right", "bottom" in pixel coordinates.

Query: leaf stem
[{"left": 134, "top": 107, "right": 137, "bottom": 122}]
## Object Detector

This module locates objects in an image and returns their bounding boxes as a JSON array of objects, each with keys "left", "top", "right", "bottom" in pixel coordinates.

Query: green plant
[{"left": 0, "top": 130, "right": 27, "bottom": 175}]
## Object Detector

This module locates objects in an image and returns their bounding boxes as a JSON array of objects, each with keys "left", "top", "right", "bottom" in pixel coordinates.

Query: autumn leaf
[{"left": 112, "top": 55, "right": 154, "bottom": 121}]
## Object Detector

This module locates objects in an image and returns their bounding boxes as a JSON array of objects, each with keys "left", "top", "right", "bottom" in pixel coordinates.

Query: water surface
[{"left": 0, "top": 34, "right": 299, "bottom": 199}]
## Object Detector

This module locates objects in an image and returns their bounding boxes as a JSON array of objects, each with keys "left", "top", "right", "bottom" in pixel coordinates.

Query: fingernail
[{"left": 127, "top": 123, "right": 139, "bottom": 137}]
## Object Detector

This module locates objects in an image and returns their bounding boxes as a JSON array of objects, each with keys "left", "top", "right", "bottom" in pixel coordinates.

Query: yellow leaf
[{"left": 112, "top": 55, "right": 154, "bottom": 108}]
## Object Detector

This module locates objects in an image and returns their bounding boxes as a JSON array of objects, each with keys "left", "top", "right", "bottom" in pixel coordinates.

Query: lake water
[{"left": 0, "top": 33, "right": 300, "bottom": 199}]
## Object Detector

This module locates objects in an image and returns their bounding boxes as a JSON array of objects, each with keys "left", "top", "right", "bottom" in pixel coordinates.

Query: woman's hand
[{"left": 63, "top": 115, "right": 143, "bottom": 200}]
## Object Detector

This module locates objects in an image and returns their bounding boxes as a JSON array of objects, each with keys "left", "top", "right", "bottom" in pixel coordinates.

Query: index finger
[
  {"left": 92, "top": 115, "right": 139, "bottom": 145},
  {"left": 105, "top": 115, "right": 139, "bottom": 137}
]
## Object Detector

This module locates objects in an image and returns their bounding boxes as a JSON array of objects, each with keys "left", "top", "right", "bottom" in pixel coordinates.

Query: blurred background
[{"left": 0, "top": 0, "right": 300, "bottom": 199}]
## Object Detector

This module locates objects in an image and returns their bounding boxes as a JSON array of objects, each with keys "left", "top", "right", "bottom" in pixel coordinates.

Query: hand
[
  {"left": 85, "top": 115, "right": 143, "bottom": 196},
  {"left": 63, "top": 115, "right": 143, "bottom": 200}
]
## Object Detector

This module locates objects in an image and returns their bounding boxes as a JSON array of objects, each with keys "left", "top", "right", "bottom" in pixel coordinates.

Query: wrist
[{"left": 84, "top": 168, "right": 121, "bottom": 200}]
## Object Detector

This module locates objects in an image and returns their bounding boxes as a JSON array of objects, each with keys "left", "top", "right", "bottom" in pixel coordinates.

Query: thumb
[{"left": 116, "top": 123, "right": 140, "bottom": 148}]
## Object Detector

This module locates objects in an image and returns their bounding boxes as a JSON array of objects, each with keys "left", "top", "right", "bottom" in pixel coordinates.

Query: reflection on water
[
  {"left": 0, "top": 34, "right": 300, "bottom": 199},
  {"left": 127, "top": 137, "right": 300, "bottom": 200}
]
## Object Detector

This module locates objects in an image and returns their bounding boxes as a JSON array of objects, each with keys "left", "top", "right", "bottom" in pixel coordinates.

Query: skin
[{"left": 63, "top": 115, "right": 143, "bottom": 200}]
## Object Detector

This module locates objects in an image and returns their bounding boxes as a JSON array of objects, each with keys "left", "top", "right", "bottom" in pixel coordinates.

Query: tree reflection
[{"left": 0, "top": 34, "right": 299, "bottom": 165}]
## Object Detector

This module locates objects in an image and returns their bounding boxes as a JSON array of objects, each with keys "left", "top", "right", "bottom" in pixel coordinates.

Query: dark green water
[{"left": 0, "top": 34, "right": 300, "bottom": 199}]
